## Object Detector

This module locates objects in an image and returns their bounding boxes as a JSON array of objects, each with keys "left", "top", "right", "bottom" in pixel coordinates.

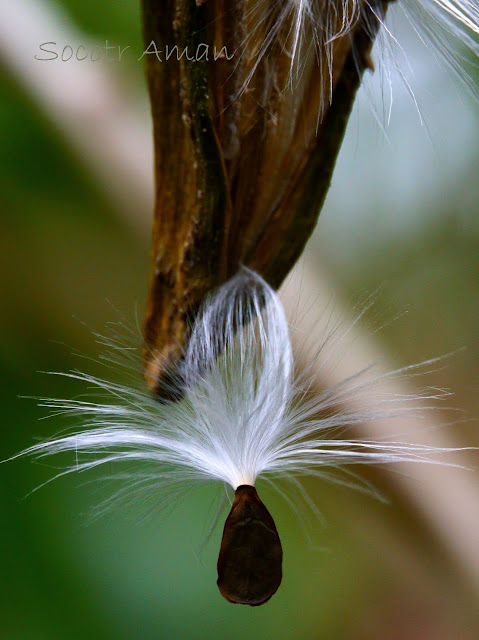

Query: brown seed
[{"left": 217, "top": 485, "right": 282, "bottom": 606}]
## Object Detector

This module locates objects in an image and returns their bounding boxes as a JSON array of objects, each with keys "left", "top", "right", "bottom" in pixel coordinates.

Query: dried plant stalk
[{"left": 141, "top": 0, "right": 392, "bottom": 394}]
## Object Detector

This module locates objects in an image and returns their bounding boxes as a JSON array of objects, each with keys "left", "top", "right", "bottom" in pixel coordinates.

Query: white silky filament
[
  {"left": 248, "top": 1, "right": 479, "bottom": 98},
  {"left": 17, "top": 268, "right": 465, "bottom": 507}
]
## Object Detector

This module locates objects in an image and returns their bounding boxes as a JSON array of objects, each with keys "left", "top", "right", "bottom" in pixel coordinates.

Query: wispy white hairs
[
  {"left": 402, "top": 1, "right": 479, "bottom": 89},
  {"left": 247, "top": 1, "right": 479, "bottom": 100},
  {"left": 18, "top": 268, "right": 464, "bottom": 511}
]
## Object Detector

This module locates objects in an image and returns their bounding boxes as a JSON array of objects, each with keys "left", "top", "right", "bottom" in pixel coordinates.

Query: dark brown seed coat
[{"left": 217, "top": 485, "right": 282, "bottom": 606}]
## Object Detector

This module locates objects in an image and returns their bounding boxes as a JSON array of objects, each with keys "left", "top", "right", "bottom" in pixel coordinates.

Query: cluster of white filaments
[
  {"left": 255, "top": 1, "right": 479, "bottom": 94},
  {"left": 19, "top": 270, "right": 462, "bottom": 502}
]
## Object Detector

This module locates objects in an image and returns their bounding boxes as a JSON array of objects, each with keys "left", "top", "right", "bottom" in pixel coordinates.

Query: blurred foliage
[{"left": 1, "top": 2, "right": 478, "bottom": 639}]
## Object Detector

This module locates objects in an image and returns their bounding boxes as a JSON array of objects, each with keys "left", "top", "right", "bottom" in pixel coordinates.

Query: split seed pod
[
  {"left": 141, "top": 0, "right": 479, "bottom": 395},
  {"left": 140, "top": 0, "right": 394, "bottom": 395}
]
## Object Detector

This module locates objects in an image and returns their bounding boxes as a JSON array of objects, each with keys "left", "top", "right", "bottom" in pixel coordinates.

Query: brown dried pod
[
  {"left": 140, "top": 0, "right": 393, "bottom": 397},
  {"left": 217, "top": 485, "right": 282, "bottom": 606}
]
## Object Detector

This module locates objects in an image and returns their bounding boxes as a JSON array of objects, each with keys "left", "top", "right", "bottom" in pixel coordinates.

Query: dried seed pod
[
  {"left": 140, "top": 0, "right": 392, "bottom": 396},
  {"left": 217, "top": 485, "right": 282, "bottom": 606}
]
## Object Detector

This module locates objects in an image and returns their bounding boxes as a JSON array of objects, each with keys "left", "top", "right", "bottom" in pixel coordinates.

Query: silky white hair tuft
[
  {"left": 243, "top": 1, "right": 479, "bottom": 106},
  {"left": 15, "top": 268, "right": 466, "bottom": 511}
]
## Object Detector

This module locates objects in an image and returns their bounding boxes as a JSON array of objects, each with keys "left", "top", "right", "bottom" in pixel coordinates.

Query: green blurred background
[{"left": 1, "top": 2, "right": 478, "bottom": 638}]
